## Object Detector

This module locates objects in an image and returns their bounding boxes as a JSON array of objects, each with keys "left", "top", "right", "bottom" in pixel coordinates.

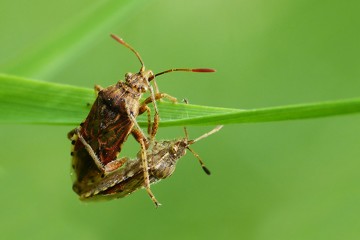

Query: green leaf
[{"left": 1, "top": 73, "right": 360, "bottom": 127}]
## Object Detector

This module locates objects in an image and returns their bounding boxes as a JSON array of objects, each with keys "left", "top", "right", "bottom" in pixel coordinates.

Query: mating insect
[
  {"left": 74, "top": 126, "right": 223, "bottom": 205},
  {"left": 68, "top": 34, "right": 215, "bottom": 206}
]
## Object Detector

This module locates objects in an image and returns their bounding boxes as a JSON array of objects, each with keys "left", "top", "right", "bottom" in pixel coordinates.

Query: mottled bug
[
  {"left": 68, "top": 34, "right": 215, "bottom": 206},
  {"left": 73, "top": 126, "right": 223, "bottom": 205}
]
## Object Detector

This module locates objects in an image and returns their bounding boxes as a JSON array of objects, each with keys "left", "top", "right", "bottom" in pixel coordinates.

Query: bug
[
  {"left": 73, "top": 125, "right": 223, "bottom": 206},
  {"left": 68, "top": 34, "right": 216, "bottom": 206}
]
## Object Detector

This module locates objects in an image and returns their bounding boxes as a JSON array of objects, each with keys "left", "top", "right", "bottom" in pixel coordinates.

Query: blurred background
[{"left": 1, "top": 0, "right": 360, "bottom": 239}]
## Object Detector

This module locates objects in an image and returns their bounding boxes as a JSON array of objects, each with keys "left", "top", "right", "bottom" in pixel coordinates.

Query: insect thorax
[{"left": 148, "top": 140, "right": 188, "bottom": 180}]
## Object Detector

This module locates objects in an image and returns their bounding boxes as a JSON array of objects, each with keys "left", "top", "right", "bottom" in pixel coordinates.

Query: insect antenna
[
  {"left": 187, "top": 146, "right": 211, "bottom": 175},
  {"left": 149, "top": 68, "right": 215, "bottom": 81},
  {"left": 110, "top": 34, "right": 145, "bottom": 72},
  {"left": 185, "top": 125, "right": 223, "bottom": 175},
  {"left": 149, "top": 68, "right": 216, "bottom": 92},
  {"left": 155, "top": 68, "right": 215, "bottom": 77},
  {"left": 190, "top": 125, "right": 223, "bottom": 144}
]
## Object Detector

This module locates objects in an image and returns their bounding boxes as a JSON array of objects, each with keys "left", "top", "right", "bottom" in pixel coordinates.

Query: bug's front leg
[
  {"left": 124, "top": 101, "right": 150, "bottom": 148},
  {"left": 132, "top": 129, "right": 161, "bottom": 207},
  {"left": 138, "top": 104, "right": 152, "bottom": 136},
  {"left": 139, "top": 93, "right": 178, "bottom": 139}
]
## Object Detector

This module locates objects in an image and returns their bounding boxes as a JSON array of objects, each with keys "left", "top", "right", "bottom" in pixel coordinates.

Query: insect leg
[
  {"left": 137, "top": 105, "right": 152, "bottom": 135},
  {"left": 140, "top": 92, "right": 178, "bottom": 105},
  {"left": 139, "top": 93, "right": 178, "bottom": 138},
  {"left": 94, "top": 85, "right": 104, "bottom": 94},
  {"left": 67, "top": 128, "right": 77, "bottom": 140},
  {"left": 132, "top": 129, "right": 161, "bottom": 207},
  {"left": 78, "top": 157, "right": 130, "bottom": 198},
  {"left": 152, "top": 78, "right": 160, "bottom": 95},
  {"left": 85, "top": 85, "right": 104, "bottom": 107},
  {"left": 74, "top": 128, "right": 105, "bottom": 172},
  {"left": 147, "top": 82, "right": 158, "bottom": 141},
  {"left": 127, "top": 109, "right": 150, "bottom": 148},
  {"left": 104, "top": 157, "right": 128, "bottom": 173}
]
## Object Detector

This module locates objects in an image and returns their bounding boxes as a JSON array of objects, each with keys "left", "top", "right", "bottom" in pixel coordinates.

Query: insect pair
[{"left": 68, "top": 34, "right": 222, "bottom": 206}]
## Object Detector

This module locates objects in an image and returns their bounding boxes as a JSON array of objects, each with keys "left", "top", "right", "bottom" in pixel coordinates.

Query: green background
[{"left": 1, "top": 0, "right": 360, "bottom": 239}]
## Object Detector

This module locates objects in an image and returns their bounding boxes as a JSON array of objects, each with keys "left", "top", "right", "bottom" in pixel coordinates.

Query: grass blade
[{"left": 1, "top": 74, "right": 360, "bottom": 126}]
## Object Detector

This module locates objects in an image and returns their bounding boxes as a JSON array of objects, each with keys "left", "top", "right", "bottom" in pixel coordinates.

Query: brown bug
[
  {"left": 74, "top": 125, "right": 223, "bottom": 205},
  {"left": 68, "top": 34, "right": 215, "bottom": 206}
]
